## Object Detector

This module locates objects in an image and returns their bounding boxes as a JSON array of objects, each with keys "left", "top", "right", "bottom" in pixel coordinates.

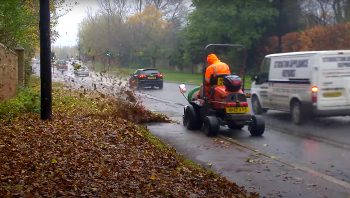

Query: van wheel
[
  {"left": 252, "top": 96, "right": 263, "bottom": 115},
  {"left": 291, "top": 101, "right": 305, "bottom": 125}
]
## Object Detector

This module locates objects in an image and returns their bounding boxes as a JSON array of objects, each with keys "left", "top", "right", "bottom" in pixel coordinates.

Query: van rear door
[{"left": 318, "top": 53, "right": 350, "bottom": 111}]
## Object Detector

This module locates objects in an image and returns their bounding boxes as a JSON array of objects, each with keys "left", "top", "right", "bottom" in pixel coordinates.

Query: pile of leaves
[
  {"left": 51, "top": 88, "right": 170, "bottom": 124},
  {"left": 0, "top": 80, "right": 259, "bottom": 197}
]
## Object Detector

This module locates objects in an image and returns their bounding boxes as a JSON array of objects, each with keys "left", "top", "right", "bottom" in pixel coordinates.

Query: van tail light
[
  {"left": 157, "top": 74, "right": 163, "bottom": 77},
  {"left": 139, "top": 75, "right": 146, "bottom": 78},
  {"left": 311, "top": 86, "right": 317, "bottom": 102},
  {"left": 58, "top": 64, "right": 60, "bottom": 66}
]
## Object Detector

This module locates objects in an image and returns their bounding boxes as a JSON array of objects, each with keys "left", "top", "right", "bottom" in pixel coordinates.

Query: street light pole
[{"left": 39, "top": 0, "right": 52, "bottom": 120}]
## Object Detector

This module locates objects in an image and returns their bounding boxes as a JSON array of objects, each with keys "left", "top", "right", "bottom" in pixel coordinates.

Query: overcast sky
[{"left": 53, "top": 0, "right": 99, "bottom": 47}]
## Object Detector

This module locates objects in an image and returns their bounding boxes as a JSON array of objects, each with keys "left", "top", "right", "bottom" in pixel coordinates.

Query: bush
[
  {"left": 262, "top": 23, "right": 350, "bottom": 56},
  {"left": 0, "top": 87, "right": 40, "bottom": 119},
  {"left": 299, "top": 23, "right": 350, "bottom": 51}
]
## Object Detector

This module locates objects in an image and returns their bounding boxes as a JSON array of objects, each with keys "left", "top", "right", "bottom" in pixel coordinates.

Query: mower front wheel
[
  {"left": 203, "top": 116, "right": 220, "bottom": 137},
  {"left": 248, "top": 115, "right": 265, "bottom": 136},
  {"left": 184, "top": 105, "right": 202, "bottom": 130}
]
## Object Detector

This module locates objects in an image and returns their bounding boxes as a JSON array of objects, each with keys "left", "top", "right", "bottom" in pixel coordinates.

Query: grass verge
[{"left": 0, "top": 76, "right": 259, "bottom": 197}]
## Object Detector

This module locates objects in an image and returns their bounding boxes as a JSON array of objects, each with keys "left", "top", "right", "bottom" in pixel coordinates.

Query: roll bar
[{"left": 200, "top": 44, "right": 248, "bottom": 99}]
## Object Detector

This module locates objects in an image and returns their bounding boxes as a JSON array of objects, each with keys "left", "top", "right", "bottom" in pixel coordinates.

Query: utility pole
[{"left": 39, "top": 0, "right": 52, "bottom": 120}]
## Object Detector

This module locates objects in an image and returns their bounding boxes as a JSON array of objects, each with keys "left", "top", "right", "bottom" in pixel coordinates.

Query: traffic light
[
  {"left": 106, "top": 48, "right": 110, "bottom": 57},
  {"left": 51, "top": 52, "right": 56, "bottom": 60}
]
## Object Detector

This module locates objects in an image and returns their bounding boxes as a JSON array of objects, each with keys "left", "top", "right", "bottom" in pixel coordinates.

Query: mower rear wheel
[
  {"left": 184, "top": 105, "right": 202, "bottom": 130},
  {"left": 248, "top": 115, "right": 265, "bottom": 136},
  {"left": 228, "top": 124, "right": 245, "bottom": 130},
  {"left": 203, "top": 116, "right": 220, "bottom": 137}
]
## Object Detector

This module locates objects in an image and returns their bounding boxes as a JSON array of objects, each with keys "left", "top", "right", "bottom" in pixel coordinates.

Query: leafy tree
[
  {"left": 126, "top": 5, "right": 173, "bottom": 68},
  {"left": 0, "top": 0, "right": 72, "bottom": 85},
  {"left": 0, "top": 0, "right": 31, "bottom": 49},
  {"left": 180, "top": 0, "right": 278, "bottom": 71}
]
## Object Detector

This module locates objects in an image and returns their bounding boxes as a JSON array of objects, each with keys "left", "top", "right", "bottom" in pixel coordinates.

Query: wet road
[
  {"left": 138, "top": 82, "right": 350, "bottom": 197},
  {"left": 32, "top": 61, "right": 350, "bottom": 197},
  {"left": 139, "top": 82, "right": 350, "bottom": 145}
]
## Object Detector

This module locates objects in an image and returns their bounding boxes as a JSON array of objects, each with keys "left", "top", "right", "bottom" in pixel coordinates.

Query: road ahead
[{"left": 139, "top": 82, "right": 350, "bottom": 197}]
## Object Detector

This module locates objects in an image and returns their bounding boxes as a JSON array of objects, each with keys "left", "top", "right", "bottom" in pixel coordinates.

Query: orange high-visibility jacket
[{"left": 204, "top": 54, "right": 231, "bottom": 92}]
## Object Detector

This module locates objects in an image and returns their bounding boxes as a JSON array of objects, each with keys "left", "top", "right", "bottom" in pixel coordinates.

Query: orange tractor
[{"left": 179, "top": 44, "right": 265, "bottom": 137}]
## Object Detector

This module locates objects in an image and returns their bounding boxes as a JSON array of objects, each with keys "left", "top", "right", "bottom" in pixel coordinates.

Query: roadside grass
[
  {"left": 0, "top": 87, "right": 40, "bottom": 120},
  {"left": 0, "top": 76, "right": 67, "bottom": 120},
  {"left": 88, "top": 63, "right": 252, "bottom": 88},
  {"left": 0, "top": 75, "right": 259, "bottom": 197}
]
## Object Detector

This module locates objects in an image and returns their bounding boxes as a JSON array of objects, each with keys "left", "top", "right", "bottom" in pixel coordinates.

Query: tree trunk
[{"left": 151, "top": 57, "right": 157, "bottom": 68}]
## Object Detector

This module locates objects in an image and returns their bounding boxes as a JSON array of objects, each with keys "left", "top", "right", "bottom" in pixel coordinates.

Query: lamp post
[{"left": 269, "top": 0, "right": 283, "bottom": 53}]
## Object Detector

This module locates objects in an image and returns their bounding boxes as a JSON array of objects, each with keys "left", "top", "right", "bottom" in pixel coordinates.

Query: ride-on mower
[{"left": 178, "top": 44, "right": 265, "bottom": 137}]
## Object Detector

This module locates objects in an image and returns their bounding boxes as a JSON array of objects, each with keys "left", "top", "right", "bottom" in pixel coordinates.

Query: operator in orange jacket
[{"left": 196, "top": 53, "right": 231, "bottom": 99}]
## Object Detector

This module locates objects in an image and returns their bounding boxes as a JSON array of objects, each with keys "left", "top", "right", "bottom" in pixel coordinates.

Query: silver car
[{"left": 74, "top": 66, "right": 89, "bottom": 77}]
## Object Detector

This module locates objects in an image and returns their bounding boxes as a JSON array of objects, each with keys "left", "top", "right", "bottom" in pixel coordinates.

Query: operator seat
[
  {"left": 209, "top": 74, "right": 229, "bottom": 99},
  {"left": 209, "top": 73, "right": 230, "bottom": 86}
]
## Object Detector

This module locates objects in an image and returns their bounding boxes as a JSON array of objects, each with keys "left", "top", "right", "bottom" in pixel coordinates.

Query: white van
[{"left": 250, "top": 50, "right": 350, "bottom": 125}]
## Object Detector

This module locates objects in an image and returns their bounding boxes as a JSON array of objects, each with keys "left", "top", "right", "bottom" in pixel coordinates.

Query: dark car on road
[
  {"left": 129, "top": 68, "right": 163, "bottom": 89},
  {"left": 56, "top": 60, "right": 68, "bottom": 71}
]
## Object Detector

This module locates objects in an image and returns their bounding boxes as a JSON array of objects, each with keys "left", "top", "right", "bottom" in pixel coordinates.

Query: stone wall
[{"left": 0, "top": 43, "right": 18, "bottom": 102}]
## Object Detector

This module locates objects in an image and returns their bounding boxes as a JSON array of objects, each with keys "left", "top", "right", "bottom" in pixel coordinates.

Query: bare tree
[{"left": 299, "top": 0, "right": 350, "bottom": 26}]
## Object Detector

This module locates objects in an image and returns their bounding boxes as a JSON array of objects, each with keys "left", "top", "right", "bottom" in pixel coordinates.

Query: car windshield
[{"left": 141, "top": 70, "right": 159, "bottom": 75}]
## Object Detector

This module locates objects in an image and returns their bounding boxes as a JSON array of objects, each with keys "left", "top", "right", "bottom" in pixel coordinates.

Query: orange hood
[{"left": 207, "top": 54, "right": 220, "bottom": 65}]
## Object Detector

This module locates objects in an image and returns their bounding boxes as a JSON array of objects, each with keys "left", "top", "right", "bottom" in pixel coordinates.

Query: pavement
[{"left": 31, "top": 61, "right": 350, "bottom": 197}]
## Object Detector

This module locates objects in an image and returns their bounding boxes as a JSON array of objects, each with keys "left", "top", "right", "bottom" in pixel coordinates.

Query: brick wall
[{"left": 0, "top": 43, "right": 18, "bottom": 102}]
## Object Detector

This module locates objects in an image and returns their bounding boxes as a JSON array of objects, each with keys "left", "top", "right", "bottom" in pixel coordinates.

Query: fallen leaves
[
  {"left": 0, "top": 81, "right": 259, "bottom": 197},
  {"left": 213, "top": 139, "right": 230, "bottom": 148}
]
